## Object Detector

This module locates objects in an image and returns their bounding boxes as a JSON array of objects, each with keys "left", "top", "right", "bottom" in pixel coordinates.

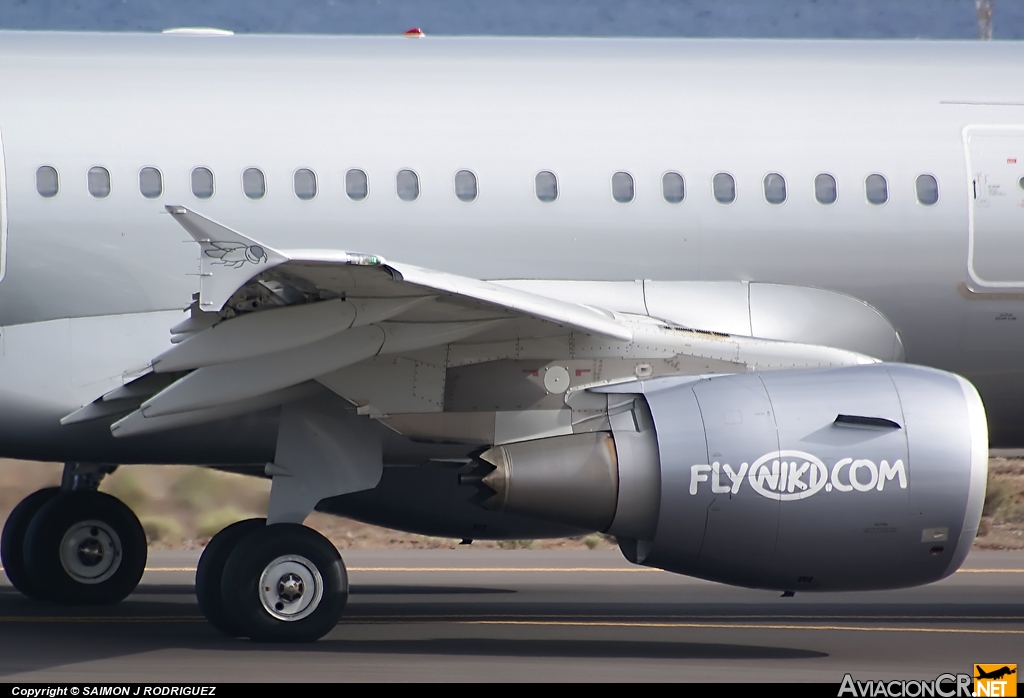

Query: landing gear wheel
[
  {"left": 0, "top": 487, "right": 59, "bottom": 599},
  {"left": 195, "top": 518, "right": 267, "bottom": 636},
  {"left": 221, "top": 524, "right": 347, "bottom": 642},
  {"left": 23, "top": 490, "right": 147, "bottom": 605}
]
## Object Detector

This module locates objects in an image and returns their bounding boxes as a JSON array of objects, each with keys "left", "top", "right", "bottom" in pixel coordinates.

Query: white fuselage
[{"left": 0, "top": 32, "right": 1023, "bottom": 455}]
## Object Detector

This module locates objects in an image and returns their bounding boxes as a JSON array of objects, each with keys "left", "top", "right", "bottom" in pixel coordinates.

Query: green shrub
[
  {"left": 997, "top": 499, "right": 1024, "bottom": 524},
  {"left": 139, "top": 515, "right": 184, "bottom": 544},
  {"left": 196, "top": 506, "right": 254, "bottom": 539},
  {"left": 101, "top": 470, "right": 151, "bottom": 513},
  {"left": 984, "top": 476, "right": 1017, "bottom": 517},
  {"left": 497, "top": 539, "right": 537, "bottom": 550}
]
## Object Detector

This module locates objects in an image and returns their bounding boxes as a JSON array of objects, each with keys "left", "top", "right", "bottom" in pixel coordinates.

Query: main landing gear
[
  {"left": 1, "top": 441, "right": 353, "bottom": 642},
  {"left": 189, "top": 394, "right": 373, "bottom": 642},
  {"left": 3, "top": 397, "right": 379, "bottom": 641},
  {"left": 0, "top": 462, "right": 348, "bottom": 642},
  {"left": 195, "top": 519, "right": 348, "bottom": 642},
  {"left": 1, "top": 464, "right": 147, "bottom": 605}
]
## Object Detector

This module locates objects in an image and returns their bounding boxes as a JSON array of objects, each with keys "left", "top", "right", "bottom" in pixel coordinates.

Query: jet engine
[{"left": 462, "top": 364, "right": 988, "bottom": 591}]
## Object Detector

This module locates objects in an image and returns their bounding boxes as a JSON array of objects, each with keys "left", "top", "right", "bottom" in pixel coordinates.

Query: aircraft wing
[
  {"left": 168, "top": 205, "right": 631, "bottom": 342},
  {"left": 61, "top": 206, "right": 879, "bottom": 438}
]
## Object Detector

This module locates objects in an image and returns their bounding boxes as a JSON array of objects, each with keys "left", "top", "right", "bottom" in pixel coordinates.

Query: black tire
[
  {"left": 221, "top": 523, "right": 347, "bottom": 643},
  {"left": 196, "top": 517, "right": 266, "bottom": 637},
  {"left": 23, "top": 490, "right": 147, "bottom": 605},
  {"left": 1, "top": 487, "right": 59, "bottom": 600}
]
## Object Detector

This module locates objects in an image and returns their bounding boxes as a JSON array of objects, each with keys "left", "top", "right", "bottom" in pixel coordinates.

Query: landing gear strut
[{"left": 0, "top": 463, "right": 147, "bottom": 604}]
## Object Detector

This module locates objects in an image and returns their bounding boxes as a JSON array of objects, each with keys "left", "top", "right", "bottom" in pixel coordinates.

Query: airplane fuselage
[{"left": 0, "top": 32, "right": 1022, "bottom": 453}]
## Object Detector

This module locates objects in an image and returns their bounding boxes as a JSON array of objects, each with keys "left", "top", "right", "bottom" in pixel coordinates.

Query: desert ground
[
  {"left": 0, "top": 460, "right": 616, "bottom": 551},
  {"left": 0, "top": 457, "right": 1020, "bottom": 552}
]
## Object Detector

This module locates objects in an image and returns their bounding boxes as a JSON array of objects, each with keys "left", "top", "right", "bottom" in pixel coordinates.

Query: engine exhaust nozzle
[{"left": 475, "top": 432, "right": 619, "bottom": 532}]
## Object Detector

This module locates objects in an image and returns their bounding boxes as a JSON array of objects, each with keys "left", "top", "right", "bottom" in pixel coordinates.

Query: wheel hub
[
  {"left": 259, "top": 555, "right": 323, "bottom": 622},
  {"left": 77, "top": 535, "right": 105, "bottom": 567},
  {"left": 59, "top": 520, "right": 122, "bottom": 584},
  {"left": 277, "top": 573, "right": 304, "bottom": 602}
]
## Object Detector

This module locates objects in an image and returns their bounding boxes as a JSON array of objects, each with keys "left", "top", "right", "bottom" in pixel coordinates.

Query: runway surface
[{"left": 1, "top": 548, "right": 1022, "bottom": 682}]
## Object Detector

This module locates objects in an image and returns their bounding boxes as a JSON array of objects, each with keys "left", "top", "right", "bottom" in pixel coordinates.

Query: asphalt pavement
[{"left": 0, "top": 548, "right": 1021, "bottom": 682}]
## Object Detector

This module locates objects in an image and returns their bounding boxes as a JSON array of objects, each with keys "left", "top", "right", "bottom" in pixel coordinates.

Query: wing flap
[
  {"left": 61, "top": 207, "right": 883, "bottom": 440},
  {"left": 112, "top": 382, "right": 324, "bottom": 438},
  {"left": 152, "top": 298, "right": 356, "bottom": 373}
]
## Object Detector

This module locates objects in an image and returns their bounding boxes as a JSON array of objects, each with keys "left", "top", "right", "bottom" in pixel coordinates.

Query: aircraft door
[
  {"left": 966, "top": 127, "right": 1024, "bottom": 289},
  {"left": 0, "top": 120, "right": 5, "bottom": 282}
]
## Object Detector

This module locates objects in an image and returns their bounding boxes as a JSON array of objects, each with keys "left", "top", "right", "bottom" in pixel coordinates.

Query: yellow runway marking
[
  {"left": 0, "top": 616, "right": 205, "bottom": 623},
  {"left": 8, "top": 566, "right": 1024, "bottom": 575},
  {"left": 0, "top": 613, "right": 1020, "bottom": 623},
  {"left": 450, "top": 620, "right": 1024, "bottom": 635},
  {"left": 348, "top": 613, "right": 1024, "bottom": 622},
  {"left": 139, "top": 566, "right": 662, "bottom": 573},
  {"left": 0, "top": 615, "right": 1019, "bottom": 635},
  {"left": 350, "top": 567, "right": 660, "bottom": 573},
  {"left": 136, "top": 566, "right": 1024, "bottom": 574}
]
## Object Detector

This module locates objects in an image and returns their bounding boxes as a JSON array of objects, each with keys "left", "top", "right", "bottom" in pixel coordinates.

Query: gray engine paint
[{"left": 634, "top": 365, "right": 985, "bottom": 591}]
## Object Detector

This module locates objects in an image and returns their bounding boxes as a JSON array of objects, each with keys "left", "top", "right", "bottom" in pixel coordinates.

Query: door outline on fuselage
[
  {"left": 0, "top": 120, "right": 6, "bottom": 283},
  {"left": 965, "top": 124, "right": 1024, "bottom": 291}
]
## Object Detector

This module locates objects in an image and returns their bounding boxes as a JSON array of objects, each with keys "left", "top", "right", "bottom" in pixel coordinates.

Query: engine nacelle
[{"left": 469, "top": 364, "right": 988, "bottom": 591}]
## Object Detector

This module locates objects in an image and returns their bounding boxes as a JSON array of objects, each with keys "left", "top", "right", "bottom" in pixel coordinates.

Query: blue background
[{"left": 0, "top": 0, "right": 1020, "bottom": 39}]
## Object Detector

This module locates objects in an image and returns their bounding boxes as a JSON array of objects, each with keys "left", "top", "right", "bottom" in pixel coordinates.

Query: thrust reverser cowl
[{"left": 471, "top": 364, "right": 988, "bottom": 592}]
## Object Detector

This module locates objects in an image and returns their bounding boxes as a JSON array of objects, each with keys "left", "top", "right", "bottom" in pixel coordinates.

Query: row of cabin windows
[
  {"left": 37, "top": 165, "right": 431, "bottom": 203},
  {"left": 34, "top": 165, "right": 943, "bottom": 207},
  {"left": 708, "top": 172, "right": 939, "bottom": 207}
]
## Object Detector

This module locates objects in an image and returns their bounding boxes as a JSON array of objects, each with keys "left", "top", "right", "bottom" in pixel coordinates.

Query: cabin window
[
  {"left": 662, "top": 172, "right": 684, "bottom": 203},
  {"left": 763, "top": 172, "right": 787, "bottom": 204},
  {"left": 88, "top": 167, "right": 110, "bottom": 199},
  {"left": 139, "top": 167, "right": 162, "bottom": 199},
  {"left": 612, "top": 171, "right": 635, "bottom": 203},
  {"left": 294, "top": 168, "right": 317, "bottom": 200},
  {"left": 915, "top": 174, "right": 939, "bottom": 206},
  {"left": 865, "top": 174, "right": 888, "bottom": 205},
  {"left": 713, "top": 172, "right": 735, "bottom": 204},
  {"left": 346, "top": 169, "right": 368, "bottom": 201},
  {"left": 191, "top": 167, "right": 215, "bottom": 199},
  {"left": 36, "top": 166, "right": 59, "bottom": 198},
  {"left": 535, "top": 171, "right": 558, "bottom": 202},
  {"left": 814, "top": 173, "right": 837, "bottom": 204},
  {"left": 455, "top": 170, "right": 477, "bottom": 202},
  {"left": 396, "top": 169, "right": 419, "bottom": 201},
  {"left": 242, "top": 168, "right": 266, "bottom": 200},
  {"left": 1019, "top": 176, "right": 1024, "bottom": 191}
]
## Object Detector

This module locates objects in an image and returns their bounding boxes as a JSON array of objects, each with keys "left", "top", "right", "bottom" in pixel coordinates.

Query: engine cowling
[{"left": 469, "top": 364, "right": 988, "bottom": 592}]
